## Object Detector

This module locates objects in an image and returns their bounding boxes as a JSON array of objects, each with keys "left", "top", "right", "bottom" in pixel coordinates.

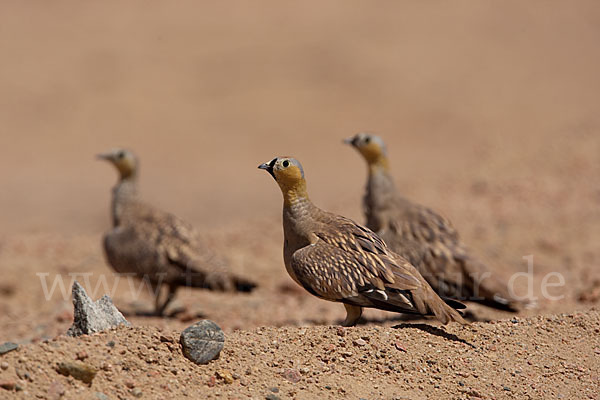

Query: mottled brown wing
[
  {"left": 108, "top": 203, "right": 233, "bottom": 289},
  {"left": 290, "top": 217, "right": 422, "bottom": 301}
]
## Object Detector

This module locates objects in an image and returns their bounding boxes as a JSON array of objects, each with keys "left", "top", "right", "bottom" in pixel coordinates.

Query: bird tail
[
  {"left": 412, "top": 285, "right": 468, "bottom": 325},
  {"left": 460, "top": 256, "right": 530, "bottom": 312}
]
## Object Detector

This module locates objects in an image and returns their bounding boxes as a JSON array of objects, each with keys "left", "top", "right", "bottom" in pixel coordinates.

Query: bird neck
[
  {"left": 367, "top": 155, "right": 390, "bottom": 174},
  {"left": 282, "top": 189, "right": 317, "bottom": 247},
  {"left": 111, "top": 177, "right": 139, "bottom": 226},
  {"left": 279, "top": 179, "right": 310, "bottom": 208},
  {"left": 366, "top": 162, "right": 398, "bottom": 206}
]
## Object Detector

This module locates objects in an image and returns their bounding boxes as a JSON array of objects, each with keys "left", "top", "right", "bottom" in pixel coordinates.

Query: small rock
[
  {"left": 125, "top": 380, "right": 135, "bottom": 389},
  {"left": 282, "top": 368, "right": 302, "bottom": 383},
  {"left": 394, "top": 341, "right": 407, "bottom": 352},
  {"left": 66, "top": 282, "right": 130, "bottom": 337},
  {"left": 353, "top": 339, "right": 367, "bottom": 347},
  {"left": 336, "top": 327, "right": 346, "bottom": 337},
  {"left": 94, "top": 393, "right": 110, "bottom": 400},
  {"left": 16, "top": 368, "right": 33, "bottom": 382},
  {"left": 75, "top": 351, "right": 88, "bottom": 361},
  {"left": 0, "top": 380, "right": 16, "bottom": 390},
  {"left": 131, "top": 388, "right": 143, "bottom": 398},
  {"left": 0, "top": 342, "right": 18, "bottom": 356},
  {"left": 0, "top": 362, "right": 8, "bottom": 370},
  {"left": 159, "top": 335, "right": 174, "bottom": 343},
  {"left": 207, "top": 375, "right": 216, "bottom": 387},
  {"left": 216, "top": 370, "right": 234, "bottom": 384},
  {"left": 265, "top": 394, "right": 280, "bottom": 400},
  {"left": 47, "top": 380, "right": 65, "bottom": 399},
  {"left": 269, "top": 387, "right": 279, "bottom": 393},
  {"left": 56, "top": 361, "right": 97, "bottom": 384},
  {"left": 180, "top": 320, "right": 224, "bottom": 365}
]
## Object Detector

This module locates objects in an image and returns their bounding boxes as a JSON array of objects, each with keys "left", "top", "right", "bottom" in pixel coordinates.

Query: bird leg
[
  {"left": 342, "top": 304, "right": 363, "bottom": 327},
  {"left": 155, "top": 285, "right": 178, "bottom": 316}
]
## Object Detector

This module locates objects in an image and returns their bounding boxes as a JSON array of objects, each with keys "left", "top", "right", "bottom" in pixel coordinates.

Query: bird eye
[
  {"left": 116, "top": 151, "right": 125, "bottom": 159},
  {"left": 364, "top": 137, "right": 371, "bottom": 144},
  {"left": 282, "top": 160, "right": 290, "bottom": 168}
]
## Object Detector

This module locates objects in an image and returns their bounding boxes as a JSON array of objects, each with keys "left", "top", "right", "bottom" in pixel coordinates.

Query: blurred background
[
  {"left": 1, "top": 1, "right": 599, "bottom": 338},
  {"left": 1, "top": 1, "right": 598, "bottom": 234}
]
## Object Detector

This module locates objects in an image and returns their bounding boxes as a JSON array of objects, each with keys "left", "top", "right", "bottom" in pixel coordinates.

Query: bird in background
[
  {"left": 258, "top": 156, "right": 466, "bottom": 326},
  {"left": 344, "top": 133, "right": 528, "bottom": 311},
  {"left": 98, "top": 148, "right": 256, "bottom": 316}
]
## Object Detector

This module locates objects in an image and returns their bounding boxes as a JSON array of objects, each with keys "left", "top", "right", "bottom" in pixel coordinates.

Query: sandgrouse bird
[
  {"left": 258, "top": 156, "right": 466, "bottom": 326},
  {"left": 98, "top": 148, "right": 256, "bottom": 316},
  {"left": 345, "top": 133, "right": 526, "bottom": 311}
]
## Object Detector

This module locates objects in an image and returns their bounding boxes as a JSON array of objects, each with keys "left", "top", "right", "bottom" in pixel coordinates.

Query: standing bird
[
  {"left": 258, "top": 156, "right": 466, "bottom": 326},
  {"left": 98, "top": 148, "right": 256, "bottom": 316},
  {"left": 344, "top": 133, "right": 527, "bottom": 311}
]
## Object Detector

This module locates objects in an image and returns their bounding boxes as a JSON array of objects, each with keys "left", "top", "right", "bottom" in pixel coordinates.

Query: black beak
[
  {"left": 343, "top": 136, "right": 358, "bottom": 146},
  {"left": 96, "top": 152, "right": 112, "bottom": 161},
  {"left": 258, "top": 159, "right": 277, "bottom": 180}
]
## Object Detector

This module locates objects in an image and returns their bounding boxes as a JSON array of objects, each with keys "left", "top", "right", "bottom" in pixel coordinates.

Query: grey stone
[
  {"left": 0, "top": 342, "right": 18, "bottom": 356},
  {"left": 66, "top": 281, "right": 129, "bottom": 337},
  {"left": 180, "top": 320, "right": 224, "bottom": 365}
]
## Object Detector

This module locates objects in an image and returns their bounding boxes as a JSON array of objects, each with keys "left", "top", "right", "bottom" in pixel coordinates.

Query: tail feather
[
  {"left": 362, "top": 286, "right": 467, "bottom": 325},
  {"left": 461, "top": 256, "right": 528, "bottom": 312}
]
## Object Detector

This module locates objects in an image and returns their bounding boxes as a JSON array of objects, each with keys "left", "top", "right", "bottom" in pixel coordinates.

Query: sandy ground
[{"left": 1, "top": 1, "right": 600, "bottom": 399}]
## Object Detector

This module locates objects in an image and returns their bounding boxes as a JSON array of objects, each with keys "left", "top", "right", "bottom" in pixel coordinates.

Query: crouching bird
[
  {"left": 258, "top": 156, "right": 466, "bottom": 326},
  {"left": 344, "top": 133, "right": 530, "bottom": 311},
  {"left": 98, "top": 148, "right": 256, "bottom": 316}
]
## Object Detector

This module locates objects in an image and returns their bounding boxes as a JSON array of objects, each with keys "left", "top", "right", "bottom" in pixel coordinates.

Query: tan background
[{"left": 1, "top": 1, "right": 598, "bottom": 234}]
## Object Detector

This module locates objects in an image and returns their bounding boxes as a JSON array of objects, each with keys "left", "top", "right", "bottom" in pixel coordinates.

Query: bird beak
[
  {"left": 258, "top": 159, "right": 277, "bottom": 180},
  {"left": 343, "top": 137, "right": 357, "bottom": 146},
  {"left": 96, "top": 152, "right": 113, "bottom": 161}
]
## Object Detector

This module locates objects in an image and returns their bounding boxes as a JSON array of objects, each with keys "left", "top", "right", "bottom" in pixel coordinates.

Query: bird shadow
[{"left": 392, "top": 323, "right": 475, "bottom": 348}]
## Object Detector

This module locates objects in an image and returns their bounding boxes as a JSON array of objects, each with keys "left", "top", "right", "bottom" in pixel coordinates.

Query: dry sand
[{"left": 0, "top": 1, "right": 599, "bottom": 399}]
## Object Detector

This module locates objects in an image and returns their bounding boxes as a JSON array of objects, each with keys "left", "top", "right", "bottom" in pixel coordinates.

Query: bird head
[
  {"left": 97, "top": 148, "right": 138, "bottom": 180},
  {"left": 258, "top": 156, "right": 308, "bottom": 201},
  {"left": 344, "top": 133, "right": 388, "bottom": 165}
]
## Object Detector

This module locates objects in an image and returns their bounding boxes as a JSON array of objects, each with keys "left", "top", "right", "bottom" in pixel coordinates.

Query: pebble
[
  {"left": 282, "top": 368, "right": 302, "bottom": 383},
  {"left": 132, "top": 388, "right": 143, "bottom": 398},
  {"left": 394, "top": 341, "right": 407, "bottom": 352},
  {"left": 16, "top": 367, "right": 33, "bottom": 382},
  {"left": 95, "top": 393, "right": 110, "bottom": 400},
  {"left": 216, "top": 370, "right": 234, "bottom": 384},
  {"left": 47, "top": 380, "right": 65, "bottom": 399},
  {"left": 56, "top": 361, "right": 97, "bottom": 384},
  {"left": 265, "top": 394, "right": 280, "bottom": 400},
  {"left": 0, "top": 380, "right": 16, "bottom": 390},
  {"left": 0, "top": 342, "right": 18, "bottom": 356},
  {"left": 353, "top": 339, "right": 367, "bottom": 347},
  {"left": 0, "top": 362, "right": 8, "bottom": 370},
  {"left": 180, "top": 320, "right": 224, "bottom": 365},
  {"left": 159, "top": 334, "right": 174, "bottom": 343},
  {"left": 269, "top": 387, "right": 279, "bottom": 393}
]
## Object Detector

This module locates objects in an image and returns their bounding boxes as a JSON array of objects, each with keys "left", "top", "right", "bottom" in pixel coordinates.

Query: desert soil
[{"left": 1, "top": 1, "right": 600, "bottom": 399}]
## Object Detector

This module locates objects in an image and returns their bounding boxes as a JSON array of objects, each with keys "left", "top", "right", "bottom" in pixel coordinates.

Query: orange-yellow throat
[{"left": 279, "top": 178, "right": 309, "bottom": 207}]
